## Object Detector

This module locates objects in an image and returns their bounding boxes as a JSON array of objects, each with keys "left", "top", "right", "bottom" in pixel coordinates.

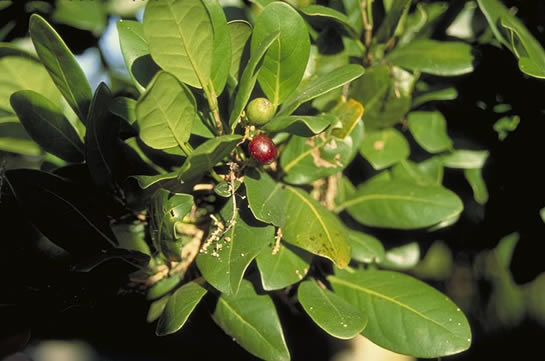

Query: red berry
[{"left": 248, "top": 135, "right": 278, "bottom": 164}]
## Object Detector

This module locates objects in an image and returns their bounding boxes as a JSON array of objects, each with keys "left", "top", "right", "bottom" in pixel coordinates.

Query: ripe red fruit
[{"left": 248, "top": 135, "right": 278, "bottom": 164}]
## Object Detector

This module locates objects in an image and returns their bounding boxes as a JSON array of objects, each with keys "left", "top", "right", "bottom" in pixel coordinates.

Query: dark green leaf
[
  {"left": 110, "top": 96, "right": 137, "bottom": 125},
  {"left": 256, "top": 242, "right": 313, "bottom": 291},
  {"left": 29, "top": 14, "right": 93, "bottom": 122},
  {"left": 347, "top": 230, "right": 385, "bottom": 264},
  {"left": 262, "top": 114, "right": 333, "bottom": 136},
  {"left": 72, "top": 248, "right": 150, "bottom": 272},
  {"left": 197, "top": 199, "right": 273, "bottom": 295},
  {"left": 147, "top": 295, "right": 170, "bottom": 323},
  {"left": 10, "top": 90, "right": 84, "bottom": 162},
  {"left": 387, "top": 40, "right": 475, "bottom": 76},
  {"left": 375, "top": 0, "right": 411, "bottom": 43},
  {"left": 156, "top": 281, "right": 207, "bottom": 336},
  {"left": 407, "top": 111, "right": 453, "bottom": 153},
  {"left": 342, "top": 179, "right": 463, "bottom": 229},
  {"left": 136, "top": 71, "right": 196, "bottom": 151},
  {"left": 144, "top": 0, "right": 214, "bottom": 89},
  {"left": 117, "top": 20, "right": 160, "bottom": 93},
  {"left": 213, "top": 280, "right": 290, "bottom": 361},
  {"left": 5, "top": 169, "right": 116, "bottom": 256},
  {"left": 252, "top": 2, "right": 310, "bottom": 105},
  {"left": 279, "top": 64, "right": 365, "bottom": 116},
  {"left": 298, "top": 279, "right": 367, "bottom": 339},
  {"left": 178, "top": 134, "right": 242, "bottom": 183},
  {"left": 146, "top": 275, "right": 182, "bottom": 301},
  {"left": 360, "top": 127, "right": 410, "bottom": 170},
  {"left": 329, "top": 269, "right": 471, "bottom": 358},
  {"left": 299, "top": 5, "right": 358, "bottom": 38}
]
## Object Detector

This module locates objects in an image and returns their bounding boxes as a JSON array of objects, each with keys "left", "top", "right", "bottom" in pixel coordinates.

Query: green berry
[{"left": 246, "top": 97, "right": 275, "bottom": 126}]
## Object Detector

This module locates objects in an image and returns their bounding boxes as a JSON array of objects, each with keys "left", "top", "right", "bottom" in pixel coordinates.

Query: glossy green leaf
[
  {"left": 245, "top": 169, "right": 351, "bottom": 268},
  {"left": 149, "top": 189, "right": 194, "bottom": 261},
  {"left": 147, "top": 275, "right": 182, "bottom": 301},
  {"left": 347, "top": 230, "right": 385, "bottom": 264},
  {"left": 197, "top": 199, "right": 273, "bottom": 294},
  {"left": 299, "top": 5, "right": 358, "bottom": 38},
  {"left": 203, "top": 0, "right": 232, "bottom": 96},
  {"left": 391, "top": 160, "right": 437, "bottom": 186},
  {"left": 279, "top": 64, "right": 365, "bottom": 116},
  {"left": 262, "top": 114, "right": 333, "bottom": 136},
  {"left": 281, "top": 100, "right": 364, "bottom": 184},
  {"left": 214, "top": 280, "right": 290, "bottom": 361},
  {"left": 252, "top": 2, "right": 310, "bottom": 105},
  {"left": 0, "top": 122, "right": 41, "bottom": 156},
  {"left": 229, "top": 31, "right": 280, "bottom": 128},
  {"left": 85, "top": 83, "right": 119, "bottom": 187},
  {"left": 360, "top": 128, "right": 409, "bottom": 170},
  {"left": 0, "top": 55, "right": 61, "bottom": 117},
  {"left": 134, "top": 171, "right": 182, "bottom": 191},
  {"left": 375, "top": 0, "right": 411, "bottom": 43},
  {"left": 147, "top": 295, "right": 170, "bottom": 323},
  {"left": 329, "top": 270, "right": 471, "bottom": 358},
  {"left": 117, "top": 20, "right": 160, "bottom": 93},
  {"left": 29, "top": 14, "right": 93, "bottom": 122},
  {"left": 136, "top": 71, "right": 196, "bottom": 151},
  {"left": 5, "top": 169, "right": 117, "bottom": 256},
  {"left": 383, "top": 242, "right": 420, "bottom": 270},
  {"left": 256, "top": 242, "right": 313, "bottom": 291},
  {"left": 342, "top": 179, "right": 463, "bottom": 229},
  {"left": 441, "top": 150, "right": 489, "bottom": 169},
  {"left": 178, "top": 134, "right": 242, "bottom": 183},
  {"left": 228, "top": 21, "right": 252, "bottom": 82},
  {"left": 408, "top": 111, "right": 453, "bottom": 153},
  {"left": 109, "top": 96, "right": 137, "bottom": 125},
  {"left": 156, "top": 281, "right": 207, "bottom": 336},
  {"left": 298, "top": 279, "right": 367, "bottom": 339},
  {"left": 478, "top": 0, "right": 545, "bottom": 78},
  {"left": 387, "top": 40, "right": 475, "bottom": 76},
  {"left": 350, "top": 65, "right": 415, "bottom": 129},
  {"left": 112, "top": 222, "right": 152, "bottom": 256},
  {"left": 144, "top": 0, "right": 214, "bottom": 88},
  {"left": 464, "top": 168, "right": 488, "bottom": 204},
  {"left": 53, "top": 0, "right": 106, "bottom": 35},
  {"left": 10, "top": 90, "right": 84, "bottom": 162}
]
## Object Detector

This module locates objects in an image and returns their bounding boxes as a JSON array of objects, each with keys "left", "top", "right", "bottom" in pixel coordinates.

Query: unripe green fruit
[{"left": 246, "top": 97, "right": 275, "bottom": 125}]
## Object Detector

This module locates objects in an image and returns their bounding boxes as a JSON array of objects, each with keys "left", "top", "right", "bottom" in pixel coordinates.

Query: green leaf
[
  {"left": 5, "top": 169, "right": 117, "bottom": 256},
  {"left": 147, "top": 275, "right": 182, "bottom": 301},
  {"left": 407, "top": 111, "right": 453, "bottom": 153},
  {"left": 464, "top": 168, "right": 488, "bottom": 204},
  {"left": 29, "top": 14, "right": 93, "bottom": 122},
  {"left": 279, "top": 64, "right": 365, "bottom": 116},
  {"left": 329, "top": 270, "right": 471, "bottom": 358},
  {"left": 149, "top": 190, "right": 194, "bottom": 261},
  {"left": 342, "top": 179, "right": 463, "bottom": 229},
  {"left": 228, "top": 21, "right": 252, "bottom": 82},
  {"left": 383, "top": 242, "right": 420, "bottom": 270},
  {"left": 493, "top": 115, "right": 519, "bottom": 141},
  {"left": 347, "top": 230, "right": 385, "bottom": 264},
  {"left": 360, "top": 127, "right": 409, "bottom": 170},
  {"left": 134, "top": 171, "right": 182, "bottom": 191},
  {"left": 117, "top": 20, "right": 160, "bottom": 93},
  {"left": 417, "top": 157, "right": 444, "bottom": 184},
  {"left": 412, "top": 87, "right": 458, "bottom": 108},
  {"left": 375, "top": 0, "right": 411, "bottom": 43},
  {"left": 53, "top": 0, "right": 106, "bottom": 35},
  {"left": 262, "top": 114, "right": 333, "bottom": 137},
  {"left": 281, "top": 100, "right": 364, "bottom": 184},
  {"left": 245, "top": 169, "right": 351, "bottom": 268},
  {"left": 229, "top": 31, "right": 280, "bottom": 128},
  {"left": 197, "top": 199, "right": 273, "bottom": 295},
  {"left": 391, "top": 159, "right": 437, "bottom": 186},
  {"left": 299, "top": 5, "right": 358, "bottom": 38},
  {"left": 350, "top": 65, "right": 415, "bottom": 129},
  {"left": 213, "top": 280, "right": 290, "bottom": 361},
  {"left": 178, "top": 134, "right": 242, "bottom": 183},
  {"left": 252, "top": 2, "right": 310, "bottom": 105},
  {"left": 441, "top": 150, "right": 489, "bottom": 169},
  {"left": 85, "top": 83, "right": 120, "bottom": 187},
  {"left": 478, "top": 0, "right": 545, "bottom": 78},
  {"left": 256, "top": 242, "right": 313, "bottom": 291},
  {"left": 0, "top": 43, "right": 38, "bottom": 62},
  {"left": 203, "top": 0, "right": 232, "bottom": 96},
  {"left": 136, "top": 71, "right": 196, "bottom": 151},
  {"left": 10, "top": 90, "right": 84, "bottom": 162},
  {"left": 156, "top": 281, "right": 207, "bottom": 336},
  {"left": 110, "top": 96, "right": 137, "bottom": 125},
  {"left": 387, "top": 40, "right": 475, "bottom": 76},
  {"left": 147, "top": 295, "right": 170, "bottom": 323},
  {"left": 0, "top": 122, "right": 41, "bottom": 156},
  {"left": 298, "top": 279, "right": 367, "bottom": 339},
  {"left": 144, "top": 0, "right": 214, "bottom": 89}
]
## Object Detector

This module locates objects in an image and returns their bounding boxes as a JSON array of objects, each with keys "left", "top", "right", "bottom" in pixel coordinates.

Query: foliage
[{"left": 1, "top": 0, "right": 545, "bottom": 360}]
